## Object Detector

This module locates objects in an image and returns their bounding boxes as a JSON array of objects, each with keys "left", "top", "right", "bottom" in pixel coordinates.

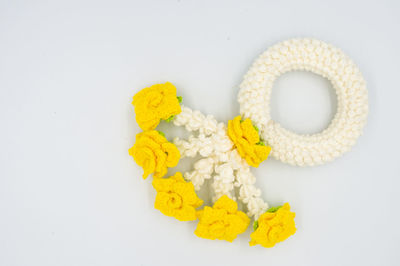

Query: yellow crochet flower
[
  {"left": 195, "top": 195, "right": 250, "bottom": 242},
  {"left": 227, "top": 115, "right": 271, "bottom": 167},
  {"left": 152, "top": 172, "right": 203, "bottom": 221},
  {"left": 129, "top": 130, "right": 180, "bottom": 179},
  {"left": 132, "top": 82, "right": 182, "bottom": 131},
  {"left": 250, "top": 203, "right": 296, "bottom": 248}
]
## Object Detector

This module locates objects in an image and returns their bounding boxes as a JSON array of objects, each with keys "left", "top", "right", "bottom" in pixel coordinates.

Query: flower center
[
  {"left": 167, "top": 192, "right": 183, "bottom": 209},
  {"left": 209, "top": 221, "right": 227, "bottom": 237},
  {"left": 147, "top": 91, "right": 163, "bottom": 108}
]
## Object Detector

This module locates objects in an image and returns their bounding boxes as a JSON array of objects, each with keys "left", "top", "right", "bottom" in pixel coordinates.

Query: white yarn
[
  {"left": 238, "top": 38, "right": 368, "bottom": 166},
  {"left": 173, "top": 106, "right": 269, "bottom": 218},
  {"left": 173, "top": 106, "right": 219, "bottom": 136}
]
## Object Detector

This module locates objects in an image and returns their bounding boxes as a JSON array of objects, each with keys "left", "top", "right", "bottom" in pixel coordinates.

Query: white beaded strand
[{"left": 238, "top": 38, "right": 368, "bottom": 166}]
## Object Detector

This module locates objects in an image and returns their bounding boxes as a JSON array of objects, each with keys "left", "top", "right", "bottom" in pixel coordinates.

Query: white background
[{"left": 1, "top": 0, "right": 399, "bottom": 265}]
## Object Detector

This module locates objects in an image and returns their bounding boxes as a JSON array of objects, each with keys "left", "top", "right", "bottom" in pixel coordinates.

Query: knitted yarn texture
[{"left": 128, "top": 38, "right": 368, "bottom": 248}]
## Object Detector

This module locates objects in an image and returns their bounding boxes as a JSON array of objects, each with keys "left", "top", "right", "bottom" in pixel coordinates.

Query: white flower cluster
[
  {"left": 238, "top": 38, "right": 368, "bottom": 166},
  {"left": 173, "top": 106, "right": 269, "bottom": 218}
]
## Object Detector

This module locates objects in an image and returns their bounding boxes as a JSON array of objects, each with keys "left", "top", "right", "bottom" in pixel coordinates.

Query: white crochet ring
[{"left": 238, "top": 38, "right": 368, "bottom": 166}]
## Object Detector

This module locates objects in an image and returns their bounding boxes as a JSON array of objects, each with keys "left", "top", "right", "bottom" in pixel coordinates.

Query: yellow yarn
[
  {"left": 129, "top": 130, "right": 180, "bottom": 179},
  {"left": 227, "top": 115, "right": 271, "bottom": 167},
  {"left": 249, "top": 203, "right": 296, "bottom": 248},
  {"left": 152, "top": 172, "right": 203, "bottom": 221},
  {"left": 132, "top": 82, "right": 182, "bottom": 131},
  {"left": 195, "top": 195, "right": 250, "bottom": 242}
]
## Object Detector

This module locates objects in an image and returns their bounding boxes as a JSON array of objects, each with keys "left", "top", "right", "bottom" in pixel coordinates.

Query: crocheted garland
[
  {"left": 128, "top": 38, "right": 368, "bottom": 248},
  {"left": 239, "top": 38, "right": 368, "bottom": 166}
]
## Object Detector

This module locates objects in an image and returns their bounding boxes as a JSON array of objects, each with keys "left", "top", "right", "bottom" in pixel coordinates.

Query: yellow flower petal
[
  {"left": 154, "top": 149, "right": 167, "bottom": 174},
  {"left": 250, "top": 203, "right": 296, "bottom": 248},
  {"left": 232, "top": 116, "right": 243, "bottom": 136},
  {"left": 212, "top": 195, "right": 238, "bottom": 213},
  {"left": 227, "top": 115, "right": 271, "bottom": 167},
  {"left": 227, "top": 120, "right": 237, "bottom": 143},
  {"left": 142, "top": 155, "right": 156, "bottom": 178},
  {"left": 254, "top": 145, "right": 271, "bottom": 161},
  {"left": 161, "top": 142, "right": 180, "bottom": 167},
  {"left": 241, "top": 118, "right": 259, "bottom": 144},
  {"left": 175, "top": 205, "right": 197, "bottom": 221},
  {"left": 152, "top": 172, "right": 203, "bottom": 221},
  {"left": 132, "top": 82, "right": 182, "bottom": 130},
  {"left": 129, "top": 130, "right": 180, "bottom": 179},
  {"left": 194, "top": 195, "right": 250, "bottom": 242}
]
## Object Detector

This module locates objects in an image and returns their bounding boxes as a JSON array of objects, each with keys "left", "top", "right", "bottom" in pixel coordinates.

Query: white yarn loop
[{"left": 238, "top": 38, "right": 368, "bottom": 166}]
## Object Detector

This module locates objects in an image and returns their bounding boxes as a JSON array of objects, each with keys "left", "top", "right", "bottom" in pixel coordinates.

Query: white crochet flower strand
[
  {"left": 173, "top": 106, "right": 269, "bottom": 218},
  {"left": 238, "top": 38, "right": 368, "bottom": 166}
]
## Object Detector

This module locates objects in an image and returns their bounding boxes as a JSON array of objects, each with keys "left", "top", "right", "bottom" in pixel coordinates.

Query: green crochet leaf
[
  {"left": 253, "top": 220, "right": 259, "bottom": 231},
  {"left": 157, "top": 130, "right": 166, "bottom": 137},
  {"left": 166, "top": 115, "right": 175, "bottom": 122},
  {"left": 177, "top": 96, "right": 183, "bottom": 103},
  {"left": 266, "top": 206, "right": 282, "bottom": 213}
]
